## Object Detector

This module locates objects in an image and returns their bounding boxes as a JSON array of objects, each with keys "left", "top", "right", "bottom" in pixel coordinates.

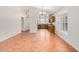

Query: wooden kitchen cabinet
[{"left": 48, "top": 24, "right": 55, "bottom": 34}]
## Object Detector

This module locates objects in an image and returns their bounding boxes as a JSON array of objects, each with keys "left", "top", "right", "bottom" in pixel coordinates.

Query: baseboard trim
[{"left": 55, "top": 33, "right": 78, "bottom": 52}]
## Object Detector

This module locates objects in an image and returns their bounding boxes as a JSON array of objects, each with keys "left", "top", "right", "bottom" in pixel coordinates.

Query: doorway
[{"left": 21, "top": 17, "right": 24, "bottom": 32}]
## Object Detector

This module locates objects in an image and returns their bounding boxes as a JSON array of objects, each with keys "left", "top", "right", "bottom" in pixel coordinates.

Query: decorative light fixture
[
  {"left": 38, "top": 6, "right": 47, "bottom": 24},
  {"left": 39, "top": 6, "right": 46, "bottom": 19},
  {"left": 26, "top": 7, "right": 30, "bottom": 18}
]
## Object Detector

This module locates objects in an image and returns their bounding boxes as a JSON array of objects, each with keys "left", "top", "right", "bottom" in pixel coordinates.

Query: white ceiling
[
  {"left": 20, "top": 6, "right": 64, "bottom": 15},
  {"left": 33, "top": 6, "right": 64, "bottom": 14}
]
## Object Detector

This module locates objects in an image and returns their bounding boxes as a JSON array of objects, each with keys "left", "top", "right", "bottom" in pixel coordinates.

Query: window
[
  {"left": 58, "top": 13, "right": 68, "bottom": 32},
  {"left": 61, "top": 13, "right": 68, "bottom": 32}
]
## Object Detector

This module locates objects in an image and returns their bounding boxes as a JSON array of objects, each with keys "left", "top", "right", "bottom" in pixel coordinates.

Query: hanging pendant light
[{"left": 39, "top": 6, "right": 46, "bottom": 19}]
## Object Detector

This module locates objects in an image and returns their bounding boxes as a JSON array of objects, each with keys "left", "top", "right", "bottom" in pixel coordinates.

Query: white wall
[
  {"left": 55, "top": 7, "right": 79, "bottom": 51},
  {"left": 0, "top": 6, "right": 26, "bottom": 42}
]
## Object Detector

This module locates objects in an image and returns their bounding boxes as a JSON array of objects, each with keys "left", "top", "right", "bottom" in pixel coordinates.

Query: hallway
[{"left": 0, "top": 29, "right": 77, "bottom": 52}]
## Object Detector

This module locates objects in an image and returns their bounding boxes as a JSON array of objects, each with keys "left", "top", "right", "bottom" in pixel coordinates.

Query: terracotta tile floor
[{"left": 0, "top": 29, "right": 77, "bottom": 52}]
